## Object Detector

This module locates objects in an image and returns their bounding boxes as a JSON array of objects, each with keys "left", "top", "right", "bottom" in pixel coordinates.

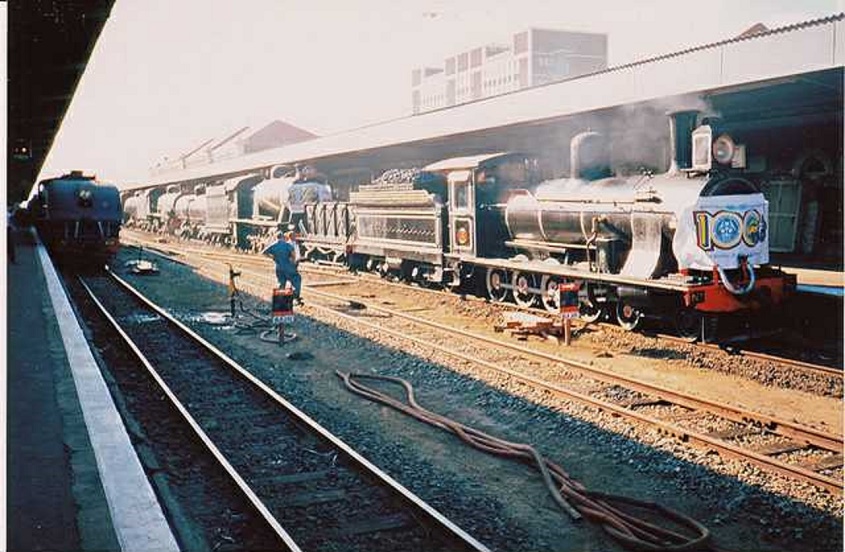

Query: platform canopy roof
[
  {"left": 8, "top": 1, "right": 116, "bottom": 203},
  {"left": 131, "top": 13, "right": 844, "bottom": 191}
]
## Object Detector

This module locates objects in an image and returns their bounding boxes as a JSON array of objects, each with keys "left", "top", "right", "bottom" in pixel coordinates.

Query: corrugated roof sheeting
[
  {"left": 723, "top": 22, "right": 837, "bottom": 83},
  {"left": 132, "top": 13, "right": 844, "bottom": 191}
]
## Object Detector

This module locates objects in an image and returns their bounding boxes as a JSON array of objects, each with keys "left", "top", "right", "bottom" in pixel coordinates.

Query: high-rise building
[{"left": 412, "top": 28, "right": 607, "bottom": 114}]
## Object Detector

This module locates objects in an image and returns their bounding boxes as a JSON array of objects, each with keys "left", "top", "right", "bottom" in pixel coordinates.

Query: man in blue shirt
[{"left": 262, "top": 230, "right": 302, "bottom": 304}]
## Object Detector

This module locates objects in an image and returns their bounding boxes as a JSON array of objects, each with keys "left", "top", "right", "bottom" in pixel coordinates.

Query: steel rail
[
  {"left": 99, "top": 267, "right": 493, "bottom": 552},
  {"left": 350, "top": 273, "right": 843, "bottom": 379},
  {"left": 78, "top": 276, "right": 303, "bottom": 552},
  {"left": 299, "top": 290, "right": 844, "bottom": 494},
  {"left": 692, "top": 340, "right": 842, "bottom": 378},
  {"left": 121, "top": 232, "right": 354, "bottom": 279},
  {"left": 149, "top": 246, "right": 844, "bottom": 493}
]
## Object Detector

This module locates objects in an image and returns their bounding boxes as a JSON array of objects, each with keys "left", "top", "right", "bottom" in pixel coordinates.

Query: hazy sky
[{"left": 38, "top": 0, "right": 842, "bottom": 184}]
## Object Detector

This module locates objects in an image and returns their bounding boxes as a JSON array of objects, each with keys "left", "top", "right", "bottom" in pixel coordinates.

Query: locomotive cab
[
  {"left": 424, "top": 152, "right": 537, "bottom": 259},
  {"left": 215, "top": 174, "right": 264, "bottom": 250}
]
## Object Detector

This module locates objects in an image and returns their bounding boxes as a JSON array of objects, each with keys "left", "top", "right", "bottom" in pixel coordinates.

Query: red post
[{"left": 558, "top": 282, "right": 580, "bottom": 347}]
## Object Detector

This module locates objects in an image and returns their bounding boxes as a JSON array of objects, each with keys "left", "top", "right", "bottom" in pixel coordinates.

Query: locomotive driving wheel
[
  {"left": 578, "top": 283, "right": 604, "bottom": 323},
  {"left": 485, "top": 267, "right": 510, "bottom": 302},
  {"left": 615, "top": 301, "right": 643, "bottom": 331},
  {"left": 674, "top": 308, "right": 702, "bottom": 342},
  {"left": 580, "top": 302, "right": 604, "bottom": 324},
  {"left": 512, "top": 271, "right": 538, "bottom": 308},
  {"left": 539, "top": 275, "right": 561, "bottom": 313}
]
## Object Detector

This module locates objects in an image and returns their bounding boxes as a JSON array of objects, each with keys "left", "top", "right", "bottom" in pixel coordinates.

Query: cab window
[{"left": 453, "top": 181, "right": 470, "bottom": 209}]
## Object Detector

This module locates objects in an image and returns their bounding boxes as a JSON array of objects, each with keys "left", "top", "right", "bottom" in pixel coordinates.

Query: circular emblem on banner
[{"left": 711, "top": 211, "right": 742, "bottom": 249}]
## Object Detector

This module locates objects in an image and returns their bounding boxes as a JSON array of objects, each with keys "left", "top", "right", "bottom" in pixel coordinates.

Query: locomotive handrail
[
  {"left": 504, "top": 239, "right": 589, "bottom": 251},
  {"left": 535, "top": 195, "right": 669, "bottom": 205},
  {"left": 717, "top": 262, "right": 756, "bottom": 295}
]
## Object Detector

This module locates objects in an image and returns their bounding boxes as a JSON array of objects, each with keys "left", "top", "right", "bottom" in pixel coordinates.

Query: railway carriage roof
[
  {"left": 423, "top": 152, "right": 515, "bottom": 172},
  {"left": 221, "top": 173, "right": 263, "bottom": 192},
  {"left": 41, "top": 171, "right": 96, "bottom": 184}
]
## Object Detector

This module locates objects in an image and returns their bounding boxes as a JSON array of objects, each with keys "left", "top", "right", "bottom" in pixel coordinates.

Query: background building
[
  {"left": 412, "top": 28, "right": 607, "bottom": 114},
  {"left": 151, "top": 120, "right": 317, "bottom": 175}
]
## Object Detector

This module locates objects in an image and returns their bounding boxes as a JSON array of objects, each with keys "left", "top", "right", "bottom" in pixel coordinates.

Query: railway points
[{"left": 123, "top": 229, "right": 843, "bottom": 379}]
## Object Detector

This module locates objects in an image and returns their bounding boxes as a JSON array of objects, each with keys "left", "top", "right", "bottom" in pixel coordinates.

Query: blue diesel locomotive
[{"left": 29, "top": 171, "right": 122, "bottom": 266}]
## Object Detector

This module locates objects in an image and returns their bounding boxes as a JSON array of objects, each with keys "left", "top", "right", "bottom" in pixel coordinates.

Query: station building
[
  {"left": 151, "top": 120, "right": 317, "bottom": 175},
  {"left": 411, "top": 28, "right": 608, "bottom": 114}
]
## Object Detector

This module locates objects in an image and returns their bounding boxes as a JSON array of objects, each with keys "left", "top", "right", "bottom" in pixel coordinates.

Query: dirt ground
[{"left": 113, "top": 245, "right": 843, "bottom": 552}]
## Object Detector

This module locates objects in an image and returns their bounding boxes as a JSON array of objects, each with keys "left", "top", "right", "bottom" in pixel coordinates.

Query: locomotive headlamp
[
  {"left": 712, "top": 134, "right": 736, "bottom": 165},
  {"left": 77, "top": 189, "right": 94, "bottom": 207}
]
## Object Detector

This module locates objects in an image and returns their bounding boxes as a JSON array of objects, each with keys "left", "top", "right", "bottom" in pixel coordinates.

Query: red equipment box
[
  {"left": 272, "top": 287, "right": 295, "bottom": 324},
  {"left": 559, "top": 282, "right": 580, "bottom": 319}
]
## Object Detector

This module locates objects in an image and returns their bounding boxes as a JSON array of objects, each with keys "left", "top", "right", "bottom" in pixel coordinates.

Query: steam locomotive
[
  {"left": 123, "top": 165, "right": 330, "bottom": 250},
  {"left": 29, "top": 171, "right": 122, "bottom": 266},
  {"left": 299, "top": 112, "right": 795, "bottom": 338},
  {"left": 124, "top": 111, "right": 795, "bottom": 338}
]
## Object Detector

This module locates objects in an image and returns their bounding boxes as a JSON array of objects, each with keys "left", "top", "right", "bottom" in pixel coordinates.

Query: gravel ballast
[{"left": 108, "top": 247, "right": 843, "bottom": 552}]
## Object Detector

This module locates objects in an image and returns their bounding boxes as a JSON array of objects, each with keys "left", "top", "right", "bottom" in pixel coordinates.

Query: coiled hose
[{"left": 337, "top": 372, "right": 731, "bottom": 552}]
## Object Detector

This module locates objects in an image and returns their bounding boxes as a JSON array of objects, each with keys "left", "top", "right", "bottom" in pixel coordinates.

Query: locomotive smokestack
[
  {"left": 668, "top": 111, "right": 698, "bottom": 173},
  {"left": 570, "top": 131, "right": 611, "bottom": 180}
]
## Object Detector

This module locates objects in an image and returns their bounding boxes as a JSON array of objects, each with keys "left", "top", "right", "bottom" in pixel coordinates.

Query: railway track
[
  {"left": 120, "top": 231, "right": 842, "bottom": 380},
  {"left": 77, "top": 269, "right": 491, "bottom": 552},
  {"left": 336, "top": 271, "right": 843, "bottom": 378},
  {"left": 333, "top": 269, "right": 843, "bottom": 378},
  {"left": 298, "top": 289, "right": 844, "bottom": 495},
  {"left": 133, "top": 242, "right": 843, "bottom": 496}
]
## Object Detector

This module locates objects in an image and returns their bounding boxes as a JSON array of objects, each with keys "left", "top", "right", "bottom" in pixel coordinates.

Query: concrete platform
[
  {"left": 785, "top": 266, "right": 845, "bottom": 298},
  {"left": 5, "top": 228, "right": 178, "bottom": 552}
]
